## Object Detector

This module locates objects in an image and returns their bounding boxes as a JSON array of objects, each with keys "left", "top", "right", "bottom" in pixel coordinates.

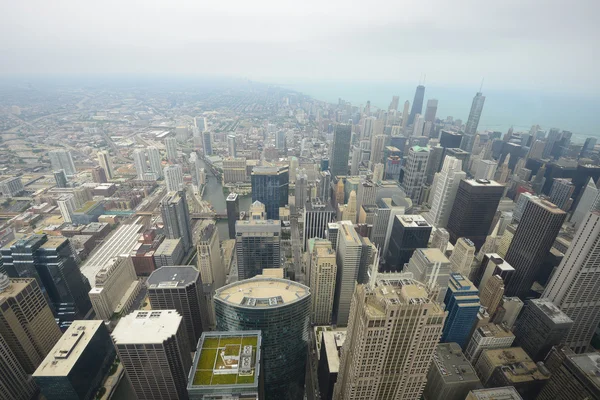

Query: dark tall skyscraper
[
  {"left": 53, "top": 169, "right": 68, "bottom": 188},
  {"left": 251, "top": 166, "right": 289, "bottom": 220},
  {"left": 504, "top": 197, "right": 566, "bottom": 298},
  {"left": 446, "top": 179, "right": 504, "bottom": 250},
  {"left": 226, "top": 192, "right": 240, "bottom": 239},
  {"left": 408, "top": 85, "right": 425, "bottom": 126},
  {"left": 439, "top": 130, "right": 463, "bottom": 149},
  {"left": 464, "top": 92, "right": 486, "bottom": 136},
  {"left": 330, "top": 124, "right": 351, "bottom": 177},
  {"left": 0, "top": 235, "right": 92, "bottom": 329},
  {"left": 160, "top": 190, "right": 193, "bottom": 253},
  {"left": 303, "top": 199, "right": 336, "bottom": 251},
  {"left": 385, "top": 215, "right": 432, "bottom": 272}
]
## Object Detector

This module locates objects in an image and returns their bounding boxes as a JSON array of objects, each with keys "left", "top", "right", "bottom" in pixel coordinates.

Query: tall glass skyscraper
[
  {"left": 464, "top": 92, "right": 486, "bottom": 136},
  {"left": 441, "top": 273, "right": 480, "bottom": 348},
  {"left": 408, "top": 85, "right": 425, "bottom": 126},
  {"left": 251, "top": 166, "right": 289, "bottom": 220},
  {"left": 215, "top": 277, "right": 310, "bottom": 400},
  {"left": 160, "top": 190, "right": 193, "bottom": 253},
  {"left": 329, "top": 124, "right": 352, "bottom": 178}
]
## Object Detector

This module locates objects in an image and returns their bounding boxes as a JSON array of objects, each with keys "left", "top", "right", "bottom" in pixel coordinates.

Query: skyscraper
[
  {"left": 446, "top": 179, "right": 504, "bottom": 250},
  {"left": 401, "top": 100, "right": 410, "bottom": 131},
  {"left": 132, "top": 148, "right": 147, "bottom": 180},
  {"left": 0, "top": 332, "right": 38, "bottom": 400},
  {"left": 571, "top": 177, "right": 599, "bottom": 227},
  {"left": 97, "top": 150, "right": 114, "bottom": 179},
  {"left": 53, "top": 169, "right": 68, "bottom": 188},
  {"left": 549, "top": 178, "right": 574, "bottom": 210},
  {"left": 479, "top": 275, "right": 505, "bottom": 317},
  {"left": 464, "top": 92, "right": 486, "bottom": 136},
  {"left": 330, "top": 124, "right": 352, "bottom": 177},
  {"left": 164, "top": 164, "right": 184, "bottom": 192},
  {"left": 203, "top": 131, "right": 213, "bottom": 156},
  {"left": 543, "top": 210, "right": 600, "bottom": 353},
  {"left": 160, "top": 190, "right": 193, "bottom": 253},
  {"left": 424, "top": 156, "right": 466, "bottom": 228},
  {"left": 235, "top": 219, "right": 281, "bottom": 280},
  {"left": 111, "top": 310, "right": 192, "bottom": 400},
  {"left": 424, "top": 98, "right": 438, "bottom": 122},
  {"left": 504, "top": 197, "right": 565, "bottom": 298},
  {"left": 227, "top": 134, "right": 237, "bottom": 156},
  {"left": 57, "top": 194, "right": 76, "bottom": 223},
  {"left": 295, "top": 169, "right": 307, "bottom": 207},
  {"left": 304, "top": 199, "right": 336, "bottom": 251},
  {"left": 369, "top": 134, "right": 386, "bottom": 165},
  {"left": 33, "top": 320, "right": 115, "bottom": 400},
  {"left": 251, "top": 166, "right": 289, "bottom": 220},
  {"left": 215, "top": 277, "right": 310, "bottom": 400},
  {"left": 441, "top": 273, "right": 480, "bottom": 348},
  {"left": 333, "top": 277, "right": 446, "bottom": 400},
  {"left": 147, "top": 146, "right": 163, "bottom": 178},
  {"left": 537, "top": 351, "right": 600, "bottom": 400},
  {"left": 333, "top": 221, "right": 363, "bottom": 326},
  {"left": 91, "top": 165, "right": 107, "bottom": 183},
  {"left": 226, "top": 193, "right": 240, "bottom": 239},
  {"left": 49, "top": 149, "right": 76, "bottom": 176},
  {"left": 405, "top": 248, "right": 451, "bottom": 303},
  {"left": 400, "top": 145, "right": 430, "bottom": 203},
  {"left": 386, "top": 215, "right": 432, "bottom": 272},
  {"left": 165, "top": 136, "right": 178, "bottom": 162},
  {"left": 196, "top": 224, "right": 225, "bottom": 330},
  {"left": 449, "top": 238, "right": 476, "bottom": 277},
  {"left": 276, "top": 130, "right": 286, "bottom": 150},
  {"left": 389, "top": 95, "right": 399, "bottom": 111},
  {"left": 0, "top": 275, "right": 62, "bottom": 374},
  {"left": 513, "top": 298, "right": 573, "bottom": 361},
  {"left": 341, "top": 190, "right": 357, "bottom": 223},
  {"left": 310, "top": 240, "right": 337, "bottom": 325},
  {"left": 1, "top": 235, "right": 92, "bottom": 328},
  {"left": 147, "top": 266, "right": 204, "bottom": 349},
  {"left": 408, "top": 84, "right": 425, "bottom": 126},
  {"left": 464, "top": 323, "right": 515, "bottom": 365}
]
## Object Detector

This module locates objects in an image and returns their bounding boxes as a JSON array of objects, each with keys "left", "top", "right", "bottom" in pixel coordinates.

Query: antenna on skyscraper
[
  {"left": 479, "top": 78, "right": 485, "bottom": 92},
  {"left": 423, "top": 74, "right": 426, "bottom": 85}
]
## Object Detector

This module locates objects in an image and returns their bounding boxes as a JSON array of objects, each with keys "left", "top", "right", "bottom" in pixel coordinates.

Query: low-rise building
[
  {"left": 153, "top": 238, "right": 184, "bottom": 267},
  {"left": 464, "top": 323, "right": 515, "bottom": 365}
]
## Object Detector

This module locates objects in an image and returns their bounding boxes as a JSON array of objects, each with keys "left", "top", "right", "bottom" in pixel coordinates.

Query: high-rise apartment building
[
  {"left": 112, "top": 310, "right": 192, "bottom": 400},
  {"left": 147, "top": 146, "right": 163, "bottom": 178},
  {"left": 166, "top": 136, "right": 178, "bottom": 162},
  {"left": 235, "top": 220, "right": 281, "bottom": 280},
  {"left": 479, "top": 275, "right": 505, "bottom": 316},
  {"left": 164, "top": 164, "right": 184, "bottom": 191},
  {"left": 424, "top": 156, "right": 466, "bottom": 228},
  {"left": 226, "top": 193, "right": 240, "bottom": 239},
  {"left": 49, "top": 149, "right": 76, "bottom": 176},
  {"left": 1, "top": 235, "right": 92, "bottom": 328},
  {"left": 196, "top": 224, "right": 224, "bottom": 330},
  {"left": 386, "top": 215, "right": 432, "bottom": 272},
  {"left": 446, "top": 179, "right": 504, "bottom": 250},
  {"left": 333, "top": 277, "right": 446, "bottom": 400},
  {"left": 504, "top": 197, "right": 565, "bottom": 298},
  {"left": 310, "top": 240, "right": 337, "bottom": 325},
  {"left": 513, "top": 299, "right": 573, "bottom": 361},
  {"left": 227, "top": 134, "right": 237, "bottom": 157},
  {"left": 543, "top": 210, "right": 600, "bottom": 353},
  {"left": 464, "top": 92, "right": 486, "bottom": 136},
  {"left": 0, "top": 332, "right": 38, "bottom": 400},
  {"left": 89, "top": 256, "right": 140, "bottom": 323},
  {"left": 369, "top": 134, "right": 386, "bottom": 165},
  {"left": 53, "top": 169, "right": 68, "bottom": 188},
  {"left": 251, "top": 166, "right": 289, "bottom": 220},
  {"left": 215, "top": 278, "right": 310, "bottom": 400},
  {"left": 424, "top": 98, "right": 438, "bottom": 122},
  {"left": 0, "top": 276, "right": 62, "bottom": 373},
  {"left": 132, "top": 148, "right": 147, "bottom": 180},
  {"left": 405, "top": 248, "right": 451, "bottom": 303},
  {"left": 57, "top": 194, "right": 76, "bottom": 223},
  {"left": 91, "top": 165, "right": 108, "bottom": 183},
  {"left": 160, "top": 190, "right": 193, "bottom": 253},
  {"left": 304, "top": 199, "right": 336, "bottom": 251},
  {"left": 441, "top": 273, "right": 480, "bottom": 348},
  {"left": 330, "top": 124, "right": 352, "bottom": 177},
  {"left": 464, "top": 323, "right": 515, "bottom": 365},
  {"left": 147, "top": 266, "right": 204, "bottom": 349},
  {"left": 96, "top": 150, "right": 114, "bottom": 179},
  {"left": 333, "top": 221, "right": 363, "bottom": 326},
  {"left": 400, "top": 145, "right": 429, "bottom": 203},
  {"left": 423, "top": 343, "right": 482, "bottom": 400},
  {"left": 203, "top": 131, "right": 213, "bottom": 156},
  {"left": 33, "top": 321, "right": 115, "bottom": 400},
  {"left": 408, "top": 84, "right": 425, "bottom": 126}
]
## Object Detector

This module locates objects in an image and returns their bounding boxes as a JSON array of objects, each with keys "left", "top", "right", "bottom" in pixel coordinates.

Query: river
[{"left": 196, "top": 158, "right": 252, "bottom": 241}]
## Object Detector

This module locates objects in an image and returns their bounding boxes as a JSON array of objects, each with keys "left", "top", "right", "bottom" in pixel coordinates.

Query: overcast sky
[{"left": 1, "top": 0, "right": 598, "bottom": 94}]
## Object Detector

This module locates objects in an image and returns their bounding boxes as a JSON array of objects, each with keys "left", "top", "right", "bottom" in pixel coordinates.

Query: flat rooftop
[
  {"left": 215, "top": 277, "right": 310, "bottom": 308},
  {"left": 478, "top": 323, "right": 515, "bottom": 339},
  {"left": 568, "top": 353, "right": 600, "bottom": 390},
  {"left": 81, "top": 223, "right": 144, "bottom": 285},
  {"left": 468, "top": 387, "right": 523, "bottom": 399},
  {"left": 530, "top": 196, "right": 566, "bottom": 215},
  {"left": 530, "top": 298, "right": 573, "bottom": 324},
  {"left": 147, "top": 266, "right": 198, "bottom": 289},
  {"left": 398, "top": 215, "right": 431, "bottom": 228},
  {"left": 188, "top": 331, "right": 261, "bottom": 390},
  {"left": 322, "top": 330, "right": 346, "bottom": 374},
  {"left": 111, "top": 310, "right": 182, "bottom": 345},
  {"left": 418, "top": 248, "right": 450, "bottom": 264},
  {"left": 154, "top": 238, "right": 182, "bottom": 256},
  {"left": 466, "top": 179, "right": 504, "bottom": 187},
  {"left": 0, "top": 278, "right": 32, "bottom": 302},
  {"left": 33, "top": 321, "right": 103, "bottom": 377},
  {"left": 433, "top": 343, "right": 480, "bottom": 383}
]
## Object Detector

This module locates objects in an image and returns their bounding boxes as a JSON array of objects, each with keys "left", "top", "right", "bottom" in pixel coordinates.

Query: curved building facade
[{"left": 214, "top": 277, "right": 310, "bottom": 400}]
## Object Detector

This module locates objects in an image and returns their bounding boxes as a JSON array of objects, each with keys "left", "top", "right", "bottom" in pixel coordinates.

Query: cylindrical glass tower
[{"left": 214, "top": 277, "right": 310, "bottom": 400}]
